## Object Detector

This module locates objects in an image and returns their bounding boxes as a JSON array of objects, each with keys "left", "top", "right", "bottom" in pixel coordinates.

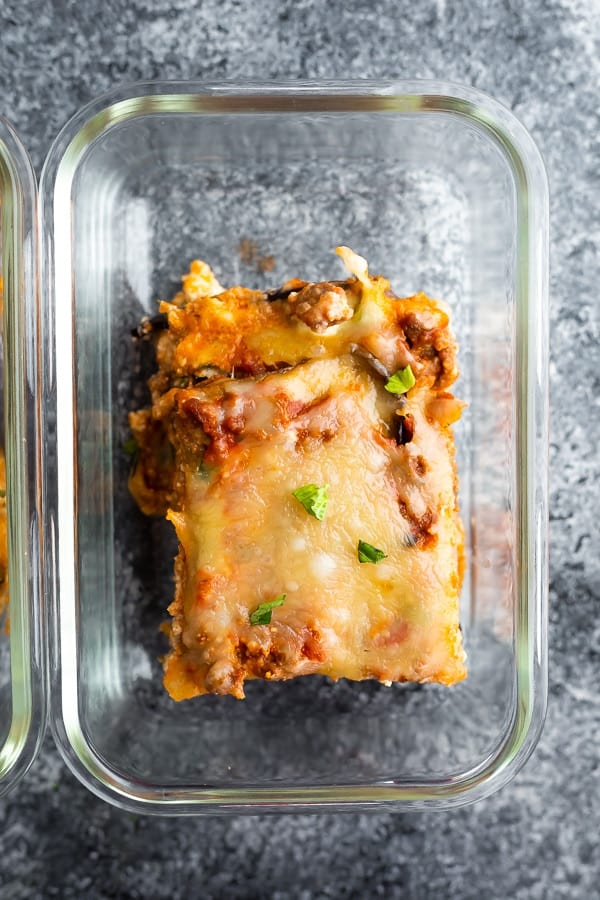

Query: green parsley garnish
[
  {"left": 384, "top": 365, "right": 415, "bottom": 395},
  {"left": 123, "top": 436, "right": 139, "bottom": 475},
  {"left": 357, "top": 540, "right": 388, "bottom": 564},
  {"left": 292, "top": 483, "right": 329, "bottom": 521},
  {"left": 123, "top": 437, "right": 138, "bottom": 456},
  {"left": 0, "top": 490, "right": 5, "bottom": 499},
  {"left": 249, "top": 594, "right": 287, "bottom": 626}
]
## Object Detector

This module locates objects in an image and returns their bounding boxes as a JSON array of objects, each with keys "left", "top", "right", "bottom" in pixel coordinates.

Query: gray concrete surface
[{"left": 1, "top": 0, "right": 599, "bottom": 897}]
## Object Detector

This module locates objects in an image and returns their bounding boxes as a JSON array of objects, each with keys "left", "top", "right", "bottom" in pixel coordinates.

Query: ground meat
[{"left": 287, "top": 282, "right": 354, "bottom": 332}]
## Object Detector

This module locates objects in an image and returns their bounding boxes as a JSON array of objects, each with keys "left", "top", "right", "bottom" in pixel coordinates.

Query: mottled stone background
[{"left": 0, "top": 1, "right": 599, "bottom": 897}]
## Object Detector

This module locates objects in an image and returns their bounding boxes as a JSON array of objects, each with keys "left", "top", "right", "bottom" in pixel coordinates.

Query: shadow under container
[
  {"left": 0, "top": 118, "right": 45, "bottom": 797},
  {"left": 40, "top": 81, "right": 549, "bottom": 814}
]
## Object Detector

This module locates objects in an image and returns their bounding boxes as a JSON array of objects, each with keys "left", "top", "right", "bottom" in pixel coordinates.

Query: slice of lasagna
[{"left": 129, "top": 247, "right": 466, "bottom": 700}]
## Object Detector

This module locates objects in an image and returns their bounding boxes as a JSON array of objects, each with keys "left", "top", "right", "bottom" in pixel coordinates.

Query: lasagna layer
[{"left": 130, "top": 248, "right": 466, "bottom": 700}]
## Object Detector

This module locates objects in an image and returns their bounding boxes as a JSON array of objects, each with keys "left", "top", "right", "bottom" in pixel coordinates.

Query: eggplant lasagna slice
[{"left": 130, "top": 248, "right": 466, "bottom": 700}]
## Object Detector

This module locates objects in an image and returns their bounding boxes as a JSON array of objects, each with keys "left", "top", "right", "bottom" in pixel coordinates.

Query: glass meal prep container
[
  {"left": 0, "top": 117, "right": 45, "bottom": 796},
  {"left": 2, "top": 81, "right": 549, "bottom": 811}
]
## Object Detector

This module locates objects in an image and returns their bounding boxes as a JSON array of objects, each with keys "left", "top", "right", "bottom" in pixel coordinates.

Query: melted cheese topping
[{"left": 130, "top": 251, "right": 466, "bottom": 700}]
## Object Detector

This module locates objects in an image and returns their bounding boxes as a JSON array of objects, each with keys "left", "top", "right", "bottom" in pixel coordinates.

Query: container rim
[{"left": 39, "top": 79, "right": 549, "bottom": 815}]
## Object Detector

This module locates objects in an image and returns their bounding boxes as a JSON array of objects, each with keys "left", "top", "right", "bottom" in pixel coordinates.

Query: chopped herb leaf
[
  {"left": 123, "top": 437, "right": 139, "bottom": 475},
  {"left": 384, "top": 365, "right": 415, "bottom": 395},
  {"left": 357, "top": 540, "right": 388, "bottom": 564},
  {"left": 250, "top": 594, "right": 286, "bottom": 626},
  {"left": 292, "top": 484, "right": 329, "bottom": 521},
  {"left": 123, "top": 437, "right": 138, "bottom": 456},
  {"left": 0, "top": 489, "right": 5, "bottom": 498}
]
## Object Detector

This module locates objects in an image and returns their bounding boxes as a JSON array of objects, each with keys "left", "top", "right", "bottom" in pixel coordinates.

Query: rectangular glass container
[
  {"left": 0, "top": 117, "right": 45, "bottom": 796},
  {"left": 40, "top": 82, "right": 548, "bottom": 814}
]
